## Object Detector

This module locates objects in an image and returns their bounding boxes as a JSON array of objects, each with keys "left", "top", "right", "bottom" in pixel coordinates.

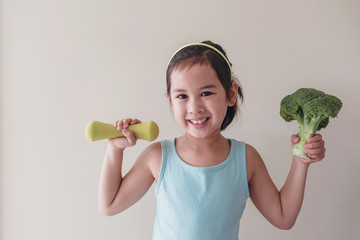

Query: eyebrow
[{"left": 172, "top": 84, "right": 217, "bottom": 93}]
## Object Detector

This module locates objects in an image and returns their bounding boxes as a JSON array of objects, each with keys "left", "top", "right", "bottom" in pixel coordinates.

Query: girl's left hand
[{"left": 291, "top": 134, "right": 326, "bottom": 163}]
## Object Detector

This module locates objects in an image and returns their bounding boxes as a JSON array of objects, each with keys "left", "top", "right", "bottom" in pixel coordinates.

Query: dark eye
[
  {"left": 201, "top": 91, "right": 213, "bottom": 97},
  {"left": 177, "top": 94, "right": 188, "bottom": 99}
]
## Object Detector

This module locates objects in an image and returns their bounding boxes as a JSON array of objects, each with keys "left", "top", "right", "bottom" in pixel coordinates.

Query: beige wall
[{"left": 1, "top": 0, "right": 359, "bottom": 239}]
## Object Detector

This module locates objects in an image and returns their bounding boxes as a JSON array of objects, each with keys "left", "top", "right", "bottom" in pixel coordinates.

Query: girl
[{"left": 98, "top": 41, "right": 325, "bottom": 240}]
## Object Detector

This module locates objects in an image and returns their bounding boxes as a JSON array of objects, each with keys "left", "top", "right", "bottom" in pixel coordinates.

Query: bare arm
[
  {"left": 247, "top": 134, "right": 325, "bottom": 229},
  {"left": 98, "top": 118, "right": 161, "bottom": 216}
]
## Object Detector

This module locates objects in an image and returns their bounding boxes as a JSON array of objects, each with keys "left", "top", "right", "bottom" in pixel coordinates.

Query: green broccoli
[{"left": 280, "top": 88, "right": 342, "bottom": 159}]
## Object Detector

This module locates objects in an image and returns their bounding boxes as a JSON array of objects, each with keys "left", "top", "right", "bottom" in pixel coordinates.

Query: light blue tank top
[{"left": 153, "top": 138, "right": 249, "bottom": 240}]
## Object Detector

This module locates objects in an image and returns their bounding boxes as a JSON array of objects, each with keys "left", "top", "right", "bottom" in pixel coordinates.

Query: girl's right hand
[{"left": 108, "top": 118, "right": 142, "bottom": 149}]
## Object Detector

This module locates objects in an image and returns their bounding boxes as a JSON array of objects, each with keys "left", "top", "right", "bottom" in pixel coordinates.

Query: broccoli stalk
[
  {"left": 293, "top": 114, "right": 326, "bottom": 158},
  {"left": 280, "top": 88, "right": 342, "bottom": 159}
]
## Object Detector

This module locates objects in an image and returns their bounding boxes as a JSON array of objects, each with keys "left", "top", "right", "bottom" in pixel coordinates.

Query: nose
[{"left": 188, "top": 98, "right": 204, "bottom": 114}]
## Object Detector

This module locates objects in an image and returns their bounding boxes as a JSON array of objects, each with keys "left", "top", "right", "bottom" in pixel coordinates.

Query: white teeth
[{"left": 190, "top": 118, "right": 208, "bottom": 124}]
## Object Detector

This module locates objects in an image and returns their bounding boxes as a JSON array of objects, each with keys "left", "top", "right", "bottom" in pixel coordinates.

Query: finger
[
  {"left": 308, "top": 152, "right": 325, "bottom": 162},
  {"left": 304, "top": 140, "right": 324, "bottom": 150},
  {"left": 130, "top": 118, "right": 142, "bottom": 125},
  {"left": 304, "top": 146, "right": 326, "bottom": 156},
  {"left": 307, "top": 134, "right": 322, "bottom": 143},
  {"left": 121, "top": 118, "right": 130, "bottom": 128},
  {"left": 116, "top": 120, "right": 124, "bottom": 131},
  {"left": 304, "top": 145, "right": 326, "bottom": 162}
]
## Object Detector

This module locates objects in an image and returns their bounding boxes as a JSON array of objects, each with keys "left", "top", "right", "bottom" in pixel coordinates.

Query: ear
[{"left": 227, "top": 81, "right": 238, "bottom": 107}]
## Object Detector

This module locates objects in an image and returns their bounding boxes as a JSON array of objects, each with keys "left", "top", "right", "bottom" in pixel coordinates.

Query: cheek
[
  {"left": 168, "top": 96, "right": 177, "bottom": 111},
  {"left": 216, "top": 104, "right": 228, "bottom": 120},
  {"left": 169, "top": 101, "right": 184, "bottom": 117},
  {"left": 212, "top": 98, "right": 230, "bottom": 120}
]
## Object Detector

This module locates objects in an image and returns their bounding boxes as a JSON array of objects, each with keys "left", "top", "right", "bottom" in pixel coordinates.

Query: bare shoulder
[
  {"left": 140, "top": 141, "right": 162, "bottom": 157},
  {"left": 245, "top": 143, "right": 264, "bottom": 182},
  {"left": 137, "top": 141, "right": 162, "bottom": 181}
]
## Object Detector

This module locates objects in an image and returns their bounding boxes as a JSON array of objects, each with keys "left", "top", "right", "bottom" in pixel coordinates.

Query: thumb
[
  {"left": 291, "top": 134, "right": 300, "bottom": 147},
  {"left": 122, "top": 128, "right": 137, "bottom": 146}
]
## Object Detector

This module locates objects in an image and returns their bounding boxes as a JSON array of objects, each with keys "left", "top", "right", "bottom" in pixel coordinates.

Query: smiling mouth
[{"left": 188, "top": 117, "right": 209, "bottom": 125}]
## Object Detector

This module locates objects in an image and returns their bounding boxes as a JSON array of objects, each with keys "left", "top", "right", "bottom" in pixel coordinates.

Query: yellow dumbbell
[{"left": 85, "top": 121, "right": 159, "bottom": 142}]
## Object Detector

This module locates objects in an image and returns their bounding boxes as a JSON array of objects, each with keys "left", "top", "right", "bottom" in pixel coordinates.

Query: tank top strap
[
  {"left": 232, "top": 140, "right": 249, "bottom": 198},
  {"left": 156, "top": 139, "right": 170, "bottom": 193}
]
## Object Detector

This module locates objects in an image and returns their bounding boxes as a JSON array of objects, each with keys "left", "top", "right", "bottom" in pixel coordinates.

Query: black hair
[{"left": 166, "top": 40, "right": 243, "bottom": 130}]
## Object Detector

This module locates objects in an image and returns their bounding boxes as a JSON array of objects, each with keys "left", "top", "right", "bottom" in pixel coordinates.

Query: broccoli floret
[{"left": 280, "top": 88, "right": 342, "bottom": 159}]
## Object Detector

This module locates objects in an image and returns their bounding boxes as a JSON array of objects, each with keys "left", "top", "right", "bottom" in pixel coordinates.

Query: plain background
[{"left": 1, "top": 0, "right": 359, "bottom": 239}]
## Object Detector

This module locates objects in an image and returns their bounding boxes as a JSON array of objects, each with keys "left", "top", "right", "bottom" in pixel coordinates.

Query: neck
[{"left": 178, "top": 133, "right": 228, "bottom": 150}]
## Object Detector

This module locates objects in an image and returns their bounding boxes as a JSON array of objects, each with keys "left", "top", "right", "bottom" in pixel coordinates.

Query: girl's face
[{"left": 169, "top": 63, "right": 237, "bottom": 139}]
